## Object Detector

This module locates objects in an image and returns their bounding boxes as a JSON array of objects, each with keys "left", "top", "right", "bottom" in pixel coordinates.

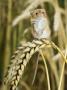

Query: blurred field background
[{"left": 0, "top": 0, "right": 67, "bottom": 90}]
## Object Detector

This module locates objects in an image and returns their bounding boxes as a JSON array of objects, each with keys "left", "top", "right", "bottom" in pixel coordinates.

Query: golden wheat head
[{"left": 4, "top": 39, "right": 51, "bottom": 90}]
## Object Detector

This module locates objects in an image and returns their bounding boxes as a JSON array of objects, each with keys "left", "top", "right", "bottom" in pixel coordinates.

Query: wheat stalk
[
  {"left": 39, "top": 49, "right": 51, "bottom": 90},
  {"left": 4, "top": 39, "right": 51, "bottom": 90}
]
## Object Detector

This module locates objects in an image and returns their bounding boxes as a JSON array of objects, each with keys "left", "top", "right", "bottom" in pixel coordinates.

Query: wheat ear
[{"left": 4, "top": 39, "right": 51, "bottom": 90}]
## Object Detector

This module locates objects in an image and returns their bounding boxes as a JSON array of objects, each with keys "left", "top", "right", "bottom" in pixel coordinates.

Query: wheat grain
[{"left": 4, "top": 39, "right": 51, "bottom": 90}]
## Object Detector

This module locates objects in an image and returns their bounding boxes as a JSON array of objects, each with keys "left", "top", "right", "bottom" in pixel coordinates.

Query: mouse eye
[
  {"left": 35, "top": 12, "right": 38, "bottom": 15},
  {"left": 42, "top": 11, "right": 47, "bottom": 17}
]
